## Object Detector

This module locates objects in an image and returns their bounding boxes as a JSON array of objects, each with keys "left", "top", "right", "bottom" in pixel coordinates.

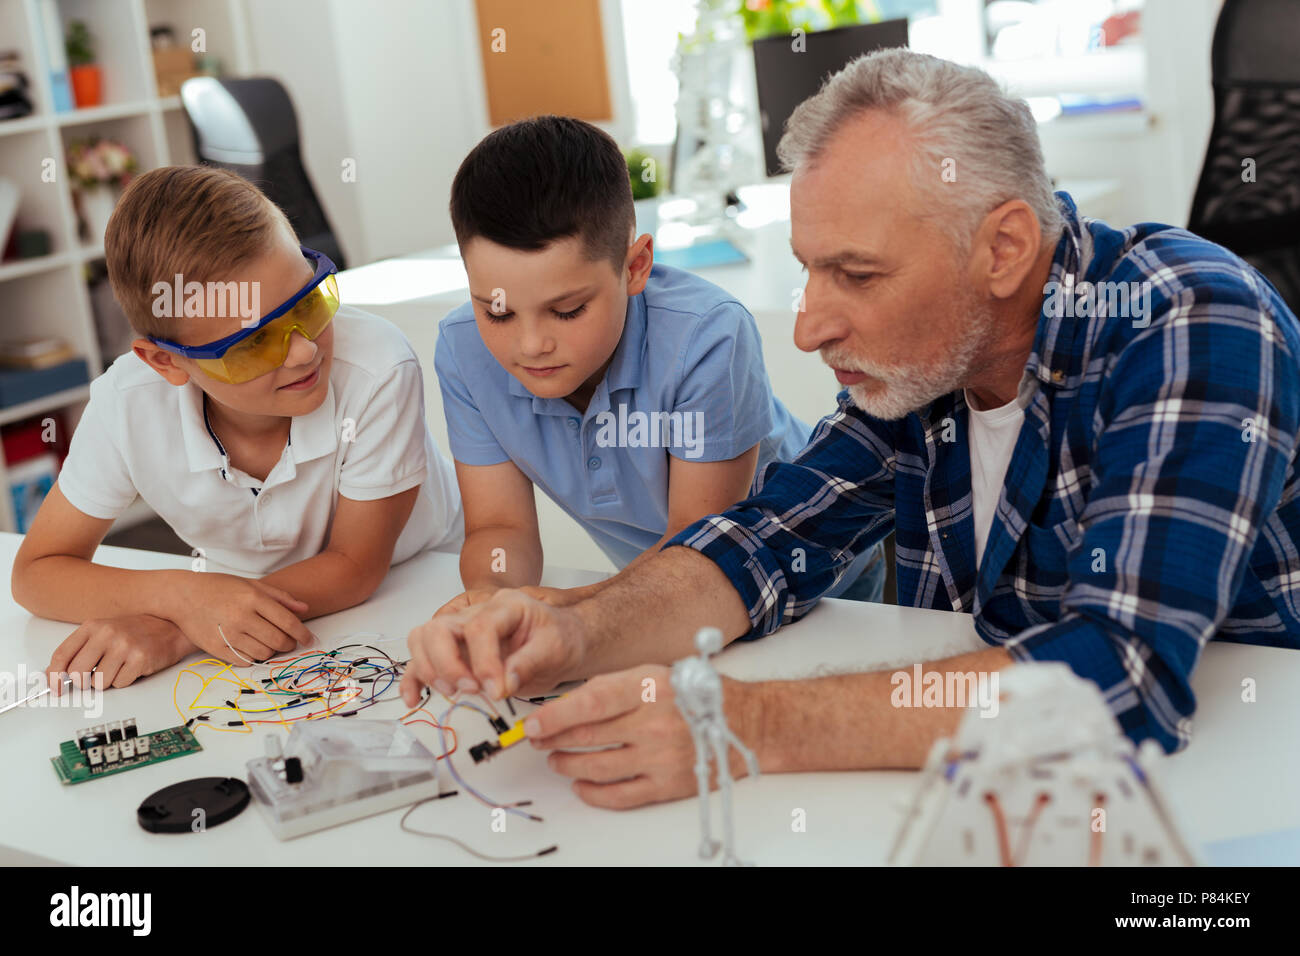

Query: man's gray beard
[{"left": 834, "top": 297, "right": 996, "bottom": 421}]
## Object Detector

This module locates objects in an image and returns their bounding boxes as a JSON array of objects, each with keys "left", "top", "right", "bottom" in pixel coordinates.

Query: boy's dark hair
[{"left": 450, "top": 115, "right": 634, "bottom": 274}]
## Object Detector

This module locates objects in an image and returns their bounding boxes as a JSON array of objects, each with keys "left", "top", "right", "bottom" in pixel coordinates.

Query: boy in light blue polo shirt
[{"left": 430, "top": 116, "right": 884, "bottom": 611}]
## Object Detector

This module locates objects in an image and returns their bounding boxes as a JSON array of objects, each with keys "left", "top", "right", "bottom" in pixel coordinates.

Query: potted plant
[
  {"left": 67, "top": 138, "right": 137, "bottom": 245},
  {"left": 66, "top": 20, "right": 102, "bottom": 108},
  {"left": 626, "top": 146, "right": 666, "bottom": 239}
]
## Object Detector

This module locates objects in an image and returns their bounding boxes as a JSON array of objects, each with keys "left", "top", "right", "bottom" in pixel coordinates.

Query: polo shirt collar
[
  {"left": 177, "top": 378, "right": 339, "bottom": 474},
  {"left": 505, "top": 291, "right": 648, "bottom": 404},
  {"left": 604, "top": 291, "right": 647, "bottom": 393}
]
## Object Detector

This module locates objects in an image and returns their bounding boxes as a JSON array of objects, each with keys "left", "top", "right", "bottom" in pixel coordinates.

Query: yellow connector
[{"left": 498, "top": 719, "right": 527, "bottom": 748}]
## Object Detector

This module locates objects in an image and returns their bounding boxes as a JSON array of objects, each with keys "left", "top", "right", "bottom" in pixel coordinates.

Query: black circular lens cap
[{"left": 137, "top": 777, "right": 250, "bottom": 834}]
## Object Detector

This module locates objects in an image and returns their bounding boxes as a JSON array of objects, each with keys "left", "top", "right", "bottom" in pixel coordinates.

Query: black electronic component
[
  {"left": 79, "top": 724, "right": 107, "bottom": 751},
  {"left": 108, "top": 721, "right": 123, "bottom": 743},
  {"left": 283, "top": 757, "right": 303, "bottom": 783},
  {"left": 469, "top": 739, "right": 501, "bottom": 764},
  {"left": 123, "top": 719, "right": 138, "bottom": 739},
  {"left": 137, "top": 777, "right": 251, "bottom": 834},
  {"left": 489, "top": 716, "right": 510, "bottom": 734}
]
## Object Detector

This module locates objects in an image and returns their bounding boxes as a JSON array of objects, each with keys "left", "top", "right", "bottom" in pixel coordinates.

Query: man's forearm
[
  {"left": 460, "top": 527, "right": 543, "bottom": 591},
  {"left": 566, "top": 544, "right": 751, "bottom": 678},
  {"left": 12, "top": 556, "right": 185, "bottom": 625},
  {"left": 747, "top": 647, "right": 1016, "bottom": 772},
  {"left": 550, "top": 529, "right": 677, "bottom": 605}
]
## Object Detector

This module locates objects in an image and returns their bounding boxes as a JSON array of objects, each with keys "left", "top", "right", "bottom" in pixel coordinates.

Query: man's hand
[
  {"left": 524, "top": 666, "right": 760, "bottom": 809},
  {"left": 435, "top": 585, "right": 585, "bottom": 619},
  {"left": 46, "top": 614, "right": 195, "bottom": 692},
  {"left": 168, "top": 573, "right": 315, "bottom": 664},
  {"left": 434, "top": 588, "right": 499, "bottom": 618},
  {"left": 401, "top": 589, "right": 585, "bottom": 704},
  {"left": 517, "top": 585, "right": 585, "bottom": 607}
]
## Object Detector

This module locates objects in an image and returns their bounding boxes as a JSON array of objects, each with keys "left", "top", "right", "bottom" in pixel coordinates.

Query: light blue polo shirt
[{"left": 435, "top": 262, "right": 810, "bottom": 569}]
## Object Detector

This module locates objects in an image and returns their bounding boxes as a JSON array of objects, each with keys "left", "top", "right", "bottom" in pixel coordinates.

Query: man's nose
[{"left": 792, "top": 278, "right": 843, "bottom": 354}]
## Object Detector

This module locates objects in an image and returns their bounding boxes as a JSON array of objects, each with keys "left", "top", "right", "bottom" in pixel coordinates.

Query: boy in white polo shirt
[{"left": 11, "top": 165, "right": 462, "bottom": 691}]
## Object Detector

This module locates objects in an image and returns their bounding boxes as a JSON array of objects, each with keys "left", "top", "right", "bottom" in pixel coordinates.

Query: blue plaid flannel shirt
[{"left": 668, "top": 191, "right": 1300, "bottom": 754}]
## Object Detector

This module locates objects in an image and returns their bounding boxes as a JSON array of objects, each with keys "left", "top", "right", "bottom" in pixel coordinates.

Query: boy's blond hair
[{"left": 105, "top": 165, "right": 295, "bottom": 338}]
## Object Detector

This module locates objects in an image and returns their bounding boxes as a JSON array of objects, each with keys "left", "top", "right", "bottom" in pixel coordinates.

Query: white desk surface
[{"left": 1, "top": 532, "right": 1296, "bottom": 866}]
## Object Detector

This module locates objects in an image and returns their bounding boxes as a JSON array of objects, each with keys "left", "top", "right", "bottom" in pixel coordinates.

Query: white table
[{"left": 1, "top": 533, "right": 1296, "bottom": 866}]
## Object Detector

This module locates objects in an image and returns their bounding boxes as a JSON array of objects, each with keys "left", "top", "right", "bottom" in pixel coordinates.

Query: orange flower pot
[{"left": 70, "top": 65, "right": 102, "bottom": 108}]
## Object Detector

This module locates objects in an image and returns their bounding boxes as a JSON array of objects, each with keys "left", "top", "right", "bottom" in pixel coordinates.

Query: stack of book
[{"left": 0, "top": 337, "right": 90, "bottom": 408}]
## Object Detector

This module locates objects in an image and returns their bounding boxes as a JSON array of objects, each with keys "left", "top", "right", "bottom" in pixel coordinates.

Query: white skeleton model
[
  {"left": 888, "top": 662, "right": 1201, "bottom": 866},
  {"left": 672, "top": 627, "right": 760, "bottom": 865}
]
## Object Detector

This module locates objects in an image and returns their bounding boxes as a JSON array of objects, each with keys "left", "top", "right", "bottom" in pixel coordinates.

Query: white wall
[
  {"left": 325, "top": 0, "right": 489, "bottom": 262},
  {"left": 239, "top": 0, "right": 366, "bottom": 263},
  {"left": 239, "top": 0, "right": 491, "bottom": 266}
]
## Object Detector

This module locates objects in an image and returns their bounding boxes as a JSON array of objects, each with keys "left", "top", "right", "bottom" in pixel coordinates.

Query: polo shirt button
[
  {"left": 587, "top": 457, "right": 601, "bottom": 470},
  {"left": 568, "top": 417, "right": 580, "bottom": 428}
]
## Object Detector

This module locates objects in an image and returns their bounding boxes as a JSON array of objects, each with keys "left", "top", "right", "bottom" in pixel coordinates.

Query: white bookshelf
[{"left": 0, "top": 0, "right": 249, "bottom": 532}]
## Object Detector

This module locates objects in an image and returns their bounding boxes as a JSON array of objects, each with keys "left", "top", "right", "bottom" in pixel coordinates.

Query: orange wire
[
  {"left": 984, "top": 792, "right": 1015, "bottom": 866},
  {"left": 1012, "top": 792, "right": 1052, "bottom": 864},
  {"left": 1088, "top": 793, "right": 1106, "bottom": 866}
]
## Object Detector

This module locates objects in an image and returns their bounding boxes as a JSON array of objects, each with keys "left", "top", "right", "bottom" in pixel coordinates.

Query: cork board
[{"left": 474, "top": 0, "right": 612, "bottom": 125}]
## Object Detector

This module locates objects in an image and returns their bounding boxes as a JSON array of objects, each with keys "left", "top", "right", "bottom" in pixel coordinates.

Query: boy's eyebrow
[
  {"left": 788, "top": 240, "right": 884, "bottom": 269},
  {"left": 470, "top": 286, "right": 595, "bottom": 308}
]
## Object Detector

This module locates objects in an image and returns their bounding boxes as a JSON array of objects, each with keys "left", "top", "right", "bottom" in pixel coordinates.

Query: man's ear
[
  {"left": 625, "top": 233, "right": 654, "bottom": 296},
  {"left": 132, "top": 338, "right": 192, "bottom": 386},
  {"left": 977, "top": 200, "right": 1043, "bottom": 300}
]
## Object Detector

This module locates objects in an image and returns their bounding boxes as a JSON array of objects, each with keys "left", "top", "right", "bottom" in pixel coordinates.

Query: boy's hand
[
  {"left": 168, "top": 573, "right": 315, "bottom": 663},
  {"left": 402, "top": 590, "right": 585, "bottom": 704},
  {"left": 46, "top": 614, "right": 194, "bottom": 692}
]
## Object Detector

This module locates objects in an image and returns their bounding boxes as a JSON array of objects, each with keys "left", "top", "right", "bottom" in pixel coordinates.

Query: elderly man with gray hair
[{"left": 403, "top": 49, "right": 1300, "bottom": 808}]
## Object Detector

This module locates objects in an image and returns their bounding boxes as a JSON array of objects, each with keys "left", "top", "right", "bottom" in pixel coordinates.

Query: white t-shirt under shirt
[
  {"left": 965, "top": 387, "right": 1028, "bottom": 571},
  {"left": 58, "top": 305, "right": 463, "bottom": 575}
]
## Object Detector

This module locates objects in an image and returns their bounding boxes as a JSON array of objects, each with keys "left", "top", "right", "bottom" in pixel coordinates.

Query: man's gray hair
[{"left": 777, "top": 48, "right": 1064, "bottom": 252}]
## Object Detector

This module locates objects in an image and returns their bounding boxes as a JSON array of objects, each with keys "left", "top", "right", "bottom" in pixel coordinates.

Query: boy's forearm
[
  {"left": 260, "top": 551, "right": 382, "bottom": 620},
  {"left": 12, "top": 556, "right": 185, "bottom": 625},
  {"left": 459, "top": 527, "right": 543, "bottom": 591}
]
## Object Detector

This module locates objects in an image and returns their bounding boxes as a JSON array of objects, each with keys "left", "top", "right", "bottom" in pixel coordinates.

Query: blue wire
[{"left": 437, "top": 701, "right": 538, "bottom": 822}]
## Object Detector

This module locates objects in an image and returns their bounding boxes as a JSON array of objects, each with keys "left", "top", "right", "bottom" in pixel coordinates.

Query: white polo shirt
[{"left": 59, "top": 305, "right": 464, "bottom": 576}]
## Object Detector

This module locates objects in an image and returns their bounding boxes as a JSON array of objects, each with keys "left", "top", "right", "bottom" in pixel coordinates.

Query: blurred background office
[{"left": 2, "top": 0, "right": 1293, "bottom": 587}]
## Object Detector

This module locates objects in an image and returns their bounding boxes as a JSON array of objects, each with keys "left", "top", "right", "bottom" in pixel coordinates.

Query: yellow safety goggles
[{"left": 148, "top": 247, "right": 339, "bottom": 385}]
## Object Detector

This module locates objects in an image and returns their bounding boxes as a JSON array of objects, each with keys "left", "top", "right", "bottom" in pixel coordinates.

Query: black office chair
[
  {"left": 179, "top": 77, "right": 347, "bottom": 270},
  {"left": 1187, "top": 0, "right": 1300, "bottom": 313}
]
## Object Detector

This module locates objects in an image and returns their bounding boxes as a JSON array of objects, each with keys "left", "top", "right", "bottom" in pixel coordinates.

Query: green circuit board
[{"left": 51, "top": 725, "right": 202, "bottom": 785}]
